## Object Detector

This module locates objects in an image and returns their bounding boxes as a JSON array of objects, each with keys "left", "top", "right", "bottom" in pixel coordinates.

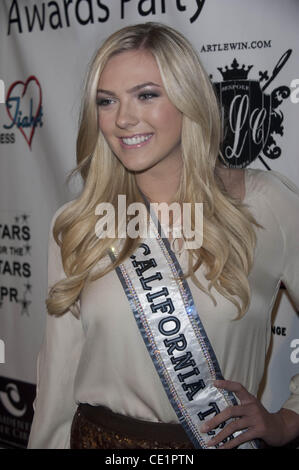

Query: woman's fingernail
[{"left": 200, "top": 424, "right": 208, "bottom": 432}]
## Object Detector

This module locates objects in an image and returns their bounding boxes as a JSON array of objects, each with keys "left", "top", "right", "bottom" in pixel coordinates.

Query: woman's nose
[{"left": 115, "top": 100, "right": 139, "bottom": 129}]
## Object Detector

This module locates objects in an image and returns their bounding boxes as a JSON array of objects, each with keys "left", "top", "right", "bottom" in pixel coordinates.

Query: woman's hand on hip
[{"left": 199, "top": 379, "right": 299, "bottom": 449}]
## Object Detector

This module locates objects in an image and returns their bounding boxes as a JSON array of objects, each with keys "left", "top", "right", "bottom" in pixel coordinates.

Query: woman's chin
[{"left": 120, "top": 160, "right": 155, "bottom": 174}]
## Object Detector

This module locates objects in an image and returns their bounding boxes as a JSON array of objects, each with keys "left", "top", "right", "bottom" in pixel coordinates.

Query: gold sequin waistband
[{"left": 76, "top": 403, "right": 193, "bottom": 445}]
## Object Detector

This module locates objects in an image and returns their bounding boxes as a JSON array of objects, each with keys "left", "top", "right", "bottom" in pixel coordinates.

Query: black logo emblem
[
  {"left": 0, "top": 376, "right": 35, "bottom": 448},
  {"left": 213, "top": 50, "right": 292, "bottom": 168}
]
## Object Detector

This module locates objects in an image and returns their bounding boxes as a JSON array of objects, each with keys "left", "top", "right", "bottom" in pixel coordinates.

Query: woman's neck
[{"left": 135, "top": 157, "right": 183, "bottom": 204}]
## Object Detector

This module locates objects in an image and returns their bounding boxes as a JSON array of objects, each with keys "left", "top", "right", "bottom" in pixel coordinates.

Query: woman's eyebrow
[{"left": 97, "top": 82, "right": 161, "bottom": 96}]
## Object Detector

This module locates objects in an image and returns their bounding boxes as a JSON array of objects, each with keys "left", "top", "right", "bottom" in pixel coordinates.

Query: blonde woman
[{"left": 28, "top": 22, "right": 299, "bottom": 449}]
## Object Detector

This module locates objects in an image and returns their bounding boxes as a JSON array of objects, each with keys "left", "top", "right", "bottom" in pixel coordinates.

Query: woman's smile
[{"left": 119, "top": 133, "right": 154, "bottom": 148}]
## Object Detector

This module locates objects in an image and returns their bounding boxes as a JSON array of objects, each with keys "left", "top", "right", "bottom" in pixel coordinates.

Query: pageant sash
[{"left": 109, "top": 203, "right": 260, "bottom": 449}]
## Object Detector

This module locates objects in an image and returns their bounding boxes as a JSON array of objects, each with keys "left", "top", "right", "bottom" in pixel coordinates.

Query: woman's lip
[{"left": 119, "top": 133, "right": 154, "bottom": 149}]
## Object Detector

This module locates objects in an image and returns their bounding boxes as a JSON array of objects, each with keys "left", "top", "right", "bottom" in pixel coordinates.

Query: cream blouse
[{"left": 28, "top": 168, "right": 299, "bottom": 449}]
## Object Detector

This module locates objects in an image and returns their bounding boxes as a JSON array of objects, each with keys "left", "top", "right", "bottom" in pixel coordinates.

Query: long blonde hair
[{"left": 47, "top": 22, "right": 261, "bottom": 319}]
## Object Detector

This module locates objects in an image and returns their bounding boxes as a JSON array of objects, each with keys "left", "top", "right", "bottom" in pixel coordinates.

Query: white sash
[{"left": 109, "top": 202, "right": 260, "bottom": 449}]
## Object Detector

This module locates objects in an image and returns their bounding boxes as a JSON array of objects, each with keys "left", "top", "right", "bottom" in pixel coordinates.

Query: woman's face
[{"left": 97, "top": 49, "right": 183, "bottom": 174}]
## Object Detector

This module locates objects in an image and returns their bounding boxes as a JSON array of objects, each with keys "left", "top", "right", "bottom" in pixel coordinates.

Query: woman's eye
[
  {"left": 96, "top": 98, "right": 114, "bottom": 107},
  {"left": 138, "top": 92, "right": 159, "bottom": 101}
]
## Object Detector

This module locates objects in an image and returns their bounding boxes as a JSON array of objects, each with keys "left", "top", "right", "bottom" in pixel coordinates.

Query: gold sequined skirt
[{"left": 70, "top": 403, "right": 195, "bottom": 449}]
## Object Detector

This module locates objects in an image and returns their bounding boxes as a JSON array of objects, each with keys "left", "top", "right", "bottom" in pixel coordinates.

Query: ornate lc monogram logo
[{"left": 213, "top": 50, "right": 292, "bottom": 169}]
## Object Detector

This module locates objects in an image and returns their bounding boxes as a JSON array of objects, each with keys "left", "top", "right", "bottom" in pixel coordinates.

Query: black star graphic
[
  {"left": 22, "top": 214, "right": 30, "bottom": 223},
  {"left": 23, "top": 244, "right": 31, "bottom": 255},
  {"left": 19, "top": 298, "right": 31, "bottom": 316},
  {"left": 15, "top": 216, "right": 19, "bottom": 224},
  {"left": 24, "top": 283, "right": 32, "bottom": 293}
]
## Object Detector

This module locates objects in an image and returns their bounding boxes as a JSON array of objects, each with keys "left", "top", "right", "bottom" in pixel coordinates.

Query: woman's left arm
[
  {"left": 199, "top": 379, "right": 299, "bottom": 448},
  {"left": 201, "top": 171, "right": 299, "bottom": 449}
]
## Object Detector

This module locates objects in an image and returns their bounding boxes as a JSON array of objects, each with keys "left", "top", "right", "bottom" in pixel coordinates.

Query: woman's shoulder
[
  {"left": 244, "top": 168, "right": 299, "bottom": 203},
  {"left": 216, "top": 166, "right": 246, "bottom": 200},
  {"left": 217, "top": 165, "right": 299, "bottom": 204}
]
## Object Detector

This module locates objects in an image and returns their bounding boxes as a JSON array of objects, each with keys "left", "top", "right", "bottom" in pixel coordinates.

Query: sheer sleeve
[
  {"left": 271, "top": 171, "right": 299, "bottom": 310},
  {"left": 265, "top": 171, "right": 299, "bottom": 415},
  {"left": 27, "top": 204, "right": 85, "bottom": 449}
]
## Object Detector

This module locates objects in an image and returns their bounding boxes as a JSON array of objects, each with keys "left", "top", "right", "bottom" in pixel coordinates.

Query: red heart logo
[{"left": 6, "top": 76, "right": 42, "bottom": 149}]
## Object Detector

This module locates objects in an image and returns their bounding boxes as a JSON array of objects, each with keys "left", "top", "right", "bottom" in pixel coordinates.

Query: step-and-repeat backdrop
[{"left": 0, "top": 0, "right": 298, "bottom": 448}]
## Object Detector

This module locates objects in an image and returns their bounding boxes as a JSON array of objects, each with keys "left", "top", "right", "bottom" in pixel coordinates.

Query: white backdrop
[{"left": 0, "top": 0, "right": 298, "bottom": 448}]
